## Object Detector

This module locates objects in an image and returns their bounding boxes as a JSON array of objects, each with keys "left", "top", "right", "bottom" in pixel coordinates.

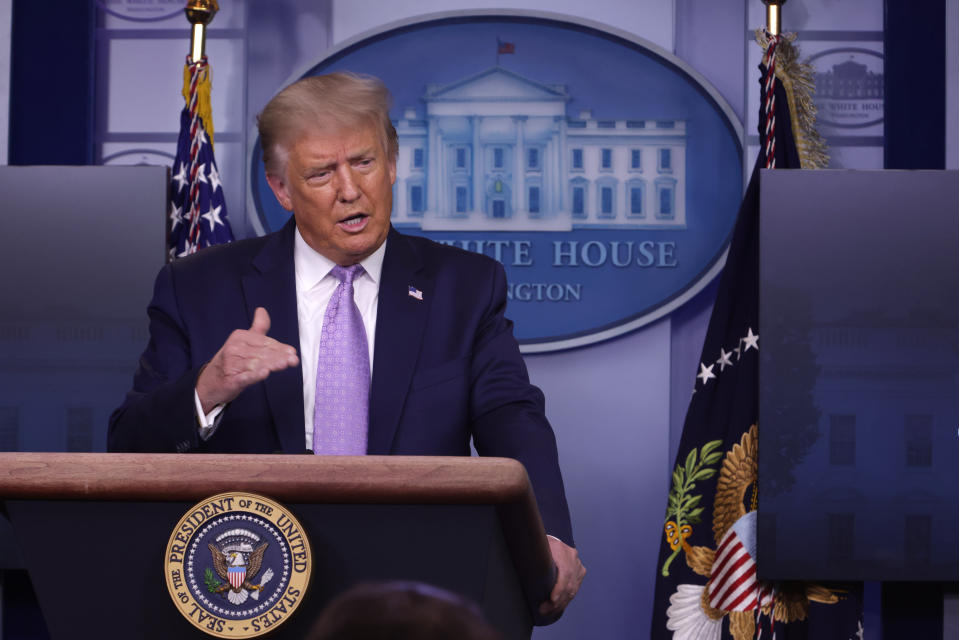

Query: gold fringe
[
  {"left": 181, "top": 61, "right": 216, "bottom": 150},
  {"left": 755, "top": 30, "right": 829, "bottom": 170}
]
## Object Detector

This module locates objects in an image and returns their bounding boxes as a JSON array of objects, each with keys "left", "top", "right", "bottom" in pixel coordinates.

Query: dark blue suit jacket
[{"left": 108, "top": 221, "right": 573, "bottom": 543}]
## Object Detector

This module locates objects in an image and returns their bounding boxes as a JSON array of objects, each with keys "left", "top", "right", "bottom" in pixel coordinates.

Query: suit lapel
[
  {"left": 241, "top": 219, "right": 305, "bottom": 454},
  {"left": 368, "top": 228, "right": 430, "bottom": 454}
]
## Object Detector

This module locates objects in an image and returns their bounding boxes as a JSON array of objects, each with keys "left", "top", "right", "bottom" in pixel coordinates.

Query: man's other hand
[
  {"left": 539, "top": 536, "right": 586, "bottom": 618},
  {"left": 195, "top": 307, "right": 299, "bottom": 413}
]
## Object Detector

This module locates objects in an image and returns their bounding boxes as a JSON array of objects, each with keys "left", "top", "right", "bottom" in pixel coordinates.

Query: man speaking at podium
[{"left": 109, "top": 72, "right": 584, "bottom": 617}]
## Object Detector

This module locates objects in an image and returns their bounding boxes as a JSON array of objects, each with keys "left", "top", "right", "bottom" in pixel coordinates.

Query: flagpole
[
  {"left": 186, "top": 0, "right": 219, "bottom": 63},
  {"left": 760, "top": 0, "right": 787, "bottom": 169},
  {"left": 762, "top": 0, "right": 786, "bottom": 36},
  {"left": 169, "top": 0, "right": 233, "bottom": 259}
]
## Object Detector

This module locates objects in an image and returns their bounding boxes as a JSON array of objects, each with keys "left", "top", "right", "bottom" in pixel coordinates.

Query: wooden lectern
[{"left": 0, "top": 453, "right": 556, "bottom": 639}]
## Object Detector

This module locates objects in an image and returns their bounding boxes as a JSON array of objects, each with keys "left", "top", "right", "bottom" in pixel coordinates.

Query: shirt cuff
[{"left": 194, "top": 389, "right": 225, "bottom": 441}]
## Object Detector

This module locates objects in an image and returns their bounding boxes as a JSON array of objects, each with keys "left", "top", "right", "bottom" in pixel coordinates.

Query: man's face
[{"left": 266, "top": 123, "right": 396, "bottom": 266}]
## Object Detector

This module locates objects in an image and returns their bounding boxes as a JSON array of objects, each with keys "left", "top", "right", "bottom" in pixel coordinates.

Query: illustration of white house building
[{"left": 391, "top": 66, "right": 687, "bottom": 231}]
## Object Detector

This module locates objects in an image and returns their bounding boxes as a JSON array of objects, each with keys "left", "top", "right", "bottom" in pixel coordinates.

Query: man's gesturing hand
[
  {"left": 195, "top": 307, "right": 299, "bottom": 413},
  {"left": 539, "top": 536, "right": 586, "bottom": 618}
]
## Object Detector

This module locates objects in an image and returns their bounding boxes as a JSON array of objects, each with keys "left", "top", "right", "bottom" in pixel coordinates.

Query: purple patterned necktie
[{"left": 313, "top": 264, "right": 369, "bottom": 455}]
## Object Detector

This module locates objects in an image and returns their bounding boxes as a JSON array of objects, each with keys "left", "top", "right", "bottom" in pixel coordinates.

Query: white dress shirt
[
  {"left": 196, "top": 229, "right": 385, "bottom": 450},
  {"left": 294, "top": 229, "right": 383, "bottom": 450}
]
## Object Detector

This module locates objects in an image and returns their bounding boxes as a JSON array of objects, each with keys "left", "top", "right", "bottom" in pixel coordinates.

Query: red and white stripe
[
  {"left": 228, "top": 566, "right": 246, "bottom": 589},
  {"left": 185, "top": 55, "right": 209, "bottom": 253},
  {"left": 706, "top": 512, "right": 773, "bottom": 612},
  {"left": 761, "top": 32, "right": 781, "bottom": 170}
]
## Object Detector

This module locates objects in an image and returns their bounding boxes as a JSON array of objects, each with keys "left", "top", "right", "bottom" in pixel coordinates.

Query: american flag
[
  {"left": 168, "top": 56, "right": 234, "bottom": 260},
  {"left": 497, "top": 38, "right": 515, "bottom": 55}
]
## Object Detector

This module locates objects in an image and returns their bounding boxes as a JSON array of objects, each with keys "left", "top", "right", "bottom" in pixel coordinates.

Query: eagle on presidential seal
[
  {"left": 660, "top": 425, "right": 843, "bottom": 639},
  {"left": 208, "top": 528, "right": 274, "bottom": 605}
]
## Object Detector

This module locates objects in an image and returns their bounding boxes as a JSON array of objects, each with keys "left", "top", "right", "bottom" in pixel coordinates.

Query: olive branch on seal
[
  {"left": 660, "top": 439, "right": 723, "bottom": 576},
  {"left": 204, "top": 568, "right": 223, "bottom": 594}
]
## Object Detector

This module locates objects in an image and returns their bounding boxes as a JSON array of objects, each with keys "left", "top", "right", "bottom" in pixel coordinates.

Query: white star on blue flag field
[{"left": 169, "top": 109, "right": 234, "bottom": 259}]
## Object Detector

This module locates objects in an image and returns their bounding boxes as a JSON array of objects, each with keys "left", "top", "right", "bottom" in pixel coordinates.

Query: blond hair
[{"left": 257, "top": 72, "right": 398, "bottom": 175}]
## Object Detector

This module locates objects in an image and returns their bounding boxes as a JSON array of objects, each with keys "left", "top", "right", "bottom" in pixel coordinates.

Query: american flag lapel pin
[{"left": 408, "top": 285, "right": 424, "bottom": 301}]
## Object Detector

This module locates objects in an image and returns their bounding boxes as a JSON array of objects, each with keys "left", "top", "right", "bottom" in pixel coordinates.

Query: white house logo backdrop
[
  {"left": 165, "top": 493, "right": 312, "bottom": 638},
  {"left": 250, "top": 15, "right": 743, "bottom": 351}
]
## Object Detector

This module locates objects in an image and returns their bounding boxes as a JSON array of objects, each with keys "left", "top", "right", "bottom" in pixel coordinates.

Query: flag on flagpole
[
  {"left": 168, "top": 55, "right": 234, "bottom": 260},
  {"left": 649, "top": 30, "right": 860, "bottom": 639},
  {"left": 497, "top": 38, "right": 516, "bottom": 55},
  {"left": 495, "top": 37, "right": 516, "bottom": 66}
]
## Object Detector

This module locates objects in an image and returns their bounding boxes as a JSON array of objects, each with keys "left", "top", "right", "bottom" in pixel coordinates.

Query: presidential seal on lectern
[{"left": 165, "top": 492, "right": 312, "bottom": 637}]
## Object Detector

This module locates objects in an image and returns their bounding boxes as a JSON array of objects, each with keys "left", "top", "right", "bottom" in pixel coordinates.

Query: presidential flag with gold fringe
[{"left": 650, "top": 30, "right": 862, "bottom": 639}]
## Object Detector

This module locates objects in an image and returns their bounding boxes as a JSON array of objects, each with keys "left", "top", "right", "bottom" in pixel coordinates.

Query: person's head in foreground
[{"left": 307, "top": 581, "right": 502, "bottom": 640}]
